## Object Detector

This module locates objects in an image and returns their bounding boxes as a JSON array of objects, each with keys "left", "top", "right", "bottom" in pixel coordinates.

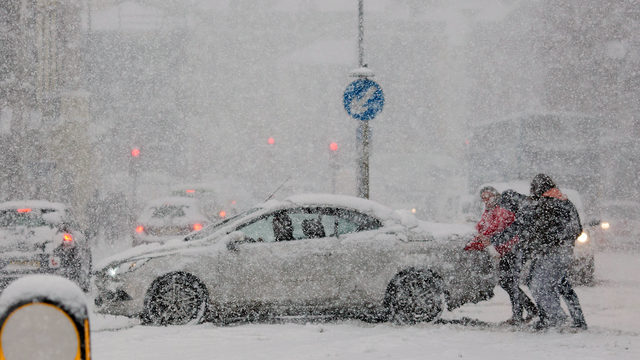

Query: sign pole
[
  {"left": 357, "top": 0, "right": 369, "bottom": 199},
  {"left": 343, "top": 0, "right": 383, "bottom": 200},
  {"left": 357, "top": 122, "right": 370, "bottom": 199}
]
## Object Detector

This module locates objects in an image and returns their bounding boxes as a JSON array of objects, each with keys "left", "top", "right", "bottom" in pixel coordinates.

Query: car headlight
[
  {"left": 600, "top": 221, "right": 610, "bottom": 230},
  {"left": 576, "top": 231, "right": 589, "bottom": 244},
  {"left": 105, "top": 258, "right": 150, "bottom": 278}
]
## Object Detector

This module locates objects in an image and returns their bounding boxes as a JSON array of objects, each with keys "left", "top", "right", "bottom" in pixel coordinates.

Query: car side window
[
  {"left": 287, "top": 210, "right": 326, "bottom": 240},
  {"left": 235, "top": 215, "right": 276, "bottom": 243},
  {"left": 323, "top": 208, "right": 383, "bottom": 236}
]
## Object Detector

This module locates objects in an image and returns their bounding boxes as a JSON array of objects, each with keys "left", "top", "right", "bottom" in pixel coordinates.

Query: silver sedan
[{"left": 93, "top": 194, "right": 496, "bottom": 325}]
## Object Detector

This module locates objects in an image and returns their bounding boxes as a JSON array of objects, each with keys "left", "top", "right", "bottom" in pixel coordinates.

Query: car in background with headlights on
[
  {"left": 0, "top": 200, "right": 92, "bottom": 292},
  {"left": 132, "top": 196, "right": 210, "bottom": 247},
  {"left": 592, "top": 200, "right": 640, "bottom": 251},
  {"left": 94, "top": 194, "right": 497, "bottom": 326}
]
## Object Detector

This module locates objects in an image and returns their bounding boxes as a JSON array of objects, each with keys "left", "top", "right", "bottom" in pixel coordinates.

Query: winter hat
[
  {"left": 530, "top": 173, "right": 556, "bottom": 198},
  {"left": 479, "top": 186, "right": 499, "bottom": 197}
]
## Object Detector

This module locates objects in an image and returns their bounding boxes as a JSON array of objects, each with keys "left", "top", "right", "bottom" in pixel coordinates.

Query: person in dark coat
[
  {"left": 489, "top": 189, "right": 538, "bottom": 325},
  {"left": 526, "top": 174, "right": 585, "bottom": 330}
]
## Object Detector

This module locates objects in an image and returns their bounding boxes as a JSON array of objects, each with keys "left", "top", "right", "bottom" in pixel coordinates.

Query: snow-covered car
[
  {"left": 132, "top": 196, "right": 211, "bottom": 247},
  {"left": 94, "top": 194, "right": 497, "bottom": 326},
  {"left": 170, "top": 183, "right": 256, "bottom": 221},
  {"left": 476, "top": 181, "right": 596, "bottom": 285},
  {"left": 0, "top": 200, "right": 92, "bottom": 292}
]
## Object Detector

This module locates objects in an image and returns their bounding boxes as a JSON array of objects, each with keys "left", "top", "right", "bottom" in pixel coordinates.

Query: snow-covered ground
[{"left": 89, "top": 249, "right": 639, "bottom": 360}]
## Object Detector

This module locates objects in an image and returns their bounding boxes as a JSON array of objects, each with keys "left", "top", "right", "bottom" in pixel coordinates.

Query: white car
[
  {"left": 170, "top": 182, "right": 257, "bottom": 221},
  {"left": 132, "top": 196, "right": 211, "bottom": 246},
  {"left": 94, "top": 194, "right": 497, "bottom": 326},
  {"left": 95, "top": 194, "right": 497, "bottom": 325},
  {"left": 0, "top": 200, "right": 92, "bottom": 292}
]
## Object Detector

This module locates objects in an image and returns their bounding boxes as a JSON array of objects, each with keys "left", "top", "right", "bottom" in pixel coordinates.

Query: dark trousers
[
  {"left": 528, "top": 258, "right": 587, "bottom": 327},
  {"left": 557, "top": 276, "right": 587, "bottom": 326},
  {"left": 499, "top": 252, "right": 537, "bottom": 320}
]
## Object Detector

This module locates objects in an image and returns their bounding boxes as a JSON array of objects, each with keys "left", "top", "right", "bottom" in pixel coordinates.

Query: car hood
[
  {"left": 0, "top": 226, "right": 56, "bottom": 253},
  {"left": 95, "top": 235, "right": 224, "bottom": 270}
]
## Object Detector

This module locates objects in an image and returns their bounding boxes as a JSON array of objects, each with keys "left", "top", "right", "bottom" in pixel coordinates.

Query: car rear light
[
  {"left": 192, "top": 223, "right": 203, "bottom": 231},
  {"left": 62, "top": 233, "right": 73, "bottom": 243},
  {"left": 136, "top": 225, "right": 145, "bottom": 234},
  {"left": 219, "top": 210, "right": 226, "bottom": 218},
  {"left": 17, "top": 208, "right": 32, "bottom": 213}
]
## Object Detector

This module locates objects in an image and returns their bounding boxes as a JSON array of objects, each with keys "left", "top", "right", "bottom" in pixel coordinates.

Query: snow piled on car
[{"left": 0, "top": 275, "right": 89, "bottom": 319}]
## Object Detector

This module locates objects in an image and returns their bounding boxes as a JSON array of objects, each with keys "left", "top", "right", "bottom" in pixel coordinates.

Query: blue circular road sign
[{"left": 343, "top": 79, "right": 384, "bottom": 121}]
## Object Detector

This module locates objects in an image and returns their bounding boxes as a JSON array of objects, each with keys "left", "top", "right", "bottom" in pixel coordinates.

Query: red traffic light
[
  {"left": 267, "top": 137, "right": 275, "bottom": 145},
  {"left": 329, "top": 142, "right": 338, "bottom": 152},
  {"left": 131, "top": 147, "right": 141, "bottom": 157}
]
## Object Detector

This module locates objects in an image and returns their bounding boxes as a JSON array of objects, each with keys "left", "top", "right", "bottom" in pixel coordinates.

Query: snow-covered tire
[
  {"left": 386, "top": 270, "right": 445, "bottom": 324},
  {"left": 141, "top": 272, "right": 209, "bottom": 326}
]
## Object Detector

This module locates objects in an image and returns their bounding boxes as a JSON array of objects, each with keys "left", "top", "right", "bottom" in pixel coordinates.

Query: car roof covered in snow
[{"left": 0, "top": 200, "right": 67, "bottom": 211}]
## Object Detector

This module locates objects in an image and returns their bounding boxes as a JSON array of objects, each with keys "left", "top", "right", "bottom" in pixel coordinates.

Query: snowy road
[{"left": 90, "top": 250, "right": 639, "bottom": 360}]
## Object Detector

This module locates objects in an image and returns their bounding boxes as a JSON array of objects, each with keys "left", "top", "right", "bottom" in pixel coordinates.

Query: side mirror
[
  {"left": 588, "top": 219, "right": 601, "bottom": 227},
  {"left": 226, "top": 231, "right": 245, "bottom": 252}
]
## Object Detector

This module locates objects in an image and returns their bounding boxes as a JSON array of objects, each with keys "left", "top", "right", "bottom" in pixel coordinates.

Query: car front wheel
[
  {"left": 141, "top": 272, "right": 209, "bottom": 326},
  {"left": 385, "top": 270, "right": 445, "bottom": 324}
]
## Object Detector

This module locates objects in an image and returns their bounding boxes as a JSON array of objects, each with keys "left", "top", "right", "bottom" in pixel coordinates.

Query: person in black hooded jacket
[
  {"left": 491, "top": 185, "right": 588, "bottom": 330},
  {"left": 526, "top": 174, "right": 584, "bottom": 330}
]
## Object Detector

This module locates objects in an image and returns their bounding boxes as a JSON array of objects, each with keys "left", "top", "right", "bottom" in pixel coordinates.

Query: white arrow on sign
[{"left": 349, "top": 86, "right": 377, "bottom": 115}]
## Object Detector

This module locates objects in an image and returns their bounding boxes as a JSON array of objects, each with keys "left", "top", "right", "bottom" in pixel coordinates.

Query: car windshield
[
  {"left": 0, "top": 209, "right": 49, "bottom": 228},
  {"left": 183, "top": 207, "right": 260, "bottom": 241}
]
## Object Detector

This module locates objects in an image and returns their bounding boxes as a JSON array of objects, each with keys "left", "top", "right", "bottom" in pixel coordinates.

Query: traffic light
[
  {"left": 131, "top": 147, "right": 141, "bottom": 157},
  {"left": 267, "top": 137, "right": 275, "bottom": 145},
  {"left": 329, "top": 142, "right": 338, "bottom": 152},
  {"left": 129, "top": 147, "right": 141, "bottom": 176}
]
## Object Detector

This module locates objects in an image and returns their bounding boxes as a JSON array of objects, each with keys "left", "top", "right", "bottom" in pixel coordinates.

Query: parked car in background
[
  {"left": 475, "top": 181, "right": 597, "bottom": 285},
  {"left": 95, "top": 194, "right": 497, "bottom": 326},
  {"left": 132, "top": 196, "right": 210, "bottom": 246},
  {"left": 0, "top": 200, "right": 92, "bottom": 292},
  {"left": 170, "top": 182, "right": 256, "bottom": 222},
  {"left": 593, "top": 200, "right": 640, "bottom": 251}
]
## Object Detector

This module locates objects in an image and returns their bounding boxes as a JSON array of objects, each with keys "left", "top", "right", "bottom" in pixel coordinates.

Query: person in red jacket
[
  {"left": 464, "top": 186, "right": 515, "bottom": 255},
  {"left": 465, "top": 186, "right": 538, "bottom": 325}
]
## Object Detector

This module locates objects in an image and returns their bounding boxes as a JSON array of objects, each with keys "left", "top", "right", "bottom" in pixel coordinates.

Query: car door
[
  {"left": 219, "top": 207, "right": 343, "bottom": 311},
  {"left": 213, "top": 213, "right": 289, "bottom": 307},
  {"left": 272, "top": 207, "right": 342, "bottom": 307},
  {"left": 322, "top": 208, "right": 397, "bottom": 306}
]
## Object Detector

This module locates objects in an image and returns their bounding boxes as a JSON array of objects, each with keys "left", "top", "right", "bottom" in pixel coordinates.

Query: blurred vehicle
[
  {"left": 170, "top": 182, "right": 256, "bottom": 222},
  {"left": 593, "top": 200, "right": 640, "bottom": 251},
  {"left": 132, "top": 196, "right": 210, "bottom": 246},
  {"left": 475, "top": 181, "right": 597, "bottom": 286},
  {"left": 0, "top": 200, "right": 92, "bottom": 292},
  {"left": 94, "top": 194, "right": 497, "bottom": 326}
]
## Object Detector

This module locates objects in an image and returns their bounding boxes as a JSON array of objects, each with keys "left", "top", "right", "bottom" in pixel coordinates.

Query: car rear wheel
[
  {"left": 386, "top": 270, "right": 444, "bottom": 324},
  {"left": 141, "top": 272, "right": 209, "bottom": 326}
]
